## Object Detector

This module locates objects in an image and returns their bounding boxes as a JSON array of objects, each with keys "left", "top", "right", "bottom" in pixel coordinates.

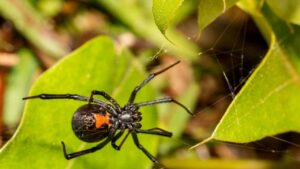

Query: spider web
[
  {"left": 193, "top": 6, "right": 300, "bottom": 161},
  {"left": 151, "top": 6, "right": 300, "bottom": 162}
]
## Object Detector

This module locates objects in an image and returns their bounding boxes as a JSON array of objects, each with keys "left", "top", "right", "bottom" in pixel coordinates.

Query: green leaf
[
  {"left": 266, "top": 0, "right": 300, "bottom": 25},
  {"left": 0, "top": 36, "right": 158, "bottom": 169},
  {"left": 192, "top": 1, "right": 300, "bottom": 147},
  {"left": 198, "top": 0, "right": 238, "bottom": 31},
  {"left": 152, "top": 0, "right": 184, "bottom": 34},
  {"left": 152, "top": 0, "right": 239, "bottom": 34}
]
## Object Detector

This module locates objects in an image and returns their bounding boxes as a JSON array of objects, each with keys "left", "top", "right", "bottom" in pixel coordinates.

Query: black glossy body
[{"left": 72, "top": 104, "right": 109, "bottom": 142}]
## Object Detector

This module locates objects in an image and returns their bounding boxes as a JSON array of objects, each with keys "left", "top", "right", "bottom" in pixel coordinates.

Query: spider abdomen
[{"left": 72, "top": 104, "right": 110, "bottom": 142}]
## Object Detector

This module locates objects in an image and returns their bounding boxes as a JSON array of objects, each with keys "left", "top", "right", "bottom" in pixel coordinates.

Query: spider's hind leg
[
  {"left": 61, "top": 129, "right": 117, "bottom": 159},
  {"left": 132, "top": 132, "right": 159, "bottom": 164}
]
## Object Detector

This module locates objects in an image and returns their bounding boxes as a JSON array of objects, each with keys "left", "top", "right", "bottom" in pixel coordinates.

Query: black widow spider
[{"left": 23, "top": 61, "right": 192, "bottom": 165}]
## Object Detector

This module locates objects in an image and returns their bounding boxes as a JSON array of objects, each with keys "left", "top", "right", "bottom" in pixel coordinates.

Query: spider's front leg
[
  {"left": 128, "top": 61, "right": 180, "bottom": 103},
  {"left": 23, "top": 94, "right": 90, "bottom": 102}
]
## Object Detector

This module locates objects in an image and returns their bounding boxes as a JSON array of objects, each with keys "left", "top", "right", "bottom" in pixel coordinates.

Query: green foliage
[
  {"left": 152, "top": 0, "right": 300, "bottom": 148},
  {"left": 152, "top": 0, "right": 238, "bottom": 35},
  {"left": 187, "top": 0, "right": 300, "bottom": 147},
  {"left": 0, "top": 36, "right": 157, "bottom": 169}
]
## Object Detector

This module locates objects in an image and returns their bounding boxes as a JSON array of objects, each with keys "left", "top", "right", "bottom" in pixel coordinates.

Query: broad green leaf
[
  {"left": 152, "top": 0, "right": 184, "bottom": 34},
  {"left": 192, "top": 1, "right": 300, "bottom": 147},
  {"left": 0, "top": 36, "right": 158, "bottom": 169},
  {"left": 266, "top": 0, "right": 300, "bottom": 25},
  {"left": 198, "top": 0, "right": 238, "bottom": 31}
]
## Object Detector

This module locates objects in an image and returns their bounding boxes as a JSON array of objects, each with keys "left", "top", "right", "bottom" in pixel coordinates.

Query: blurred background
[{"left": 0, "top": 0, "right": 300, "bottom": 168}]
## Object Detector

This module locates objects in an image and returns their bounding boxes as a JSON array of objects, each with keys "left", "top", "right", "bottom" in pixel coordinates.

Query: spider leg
[
  {"left": 23, "top": 94, "right": 90, "bottom": 102},
  {"left": 128, "top": 61, "right": 180, "bottom": 103},
  {"left": 22, "top": 93, "right": 107, "bottom": 105},
  {"left": 136, "top": 128, "right": 172, "bottom": 137},
  {"left": 61, "top": 129, "right": 116, "bottom": 160},
  {"left": 89, "top": 90, "right": 121, "bottom": 111},
  {"left": 132, "top": 132, "right": 159, "bottom": 164},
  {"left": 111, "top": 131, "right": 130, "bottom": 150},
  {"left": 146, "top": 127, "right": 170, "bottom": 133},
  {"left": 135, "top": 97, "right": 193, "bottom": 115}
]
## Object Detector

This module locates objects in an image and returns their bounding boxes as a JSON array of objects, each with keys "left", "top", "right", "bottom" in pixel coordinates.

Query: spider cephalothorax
[{"left": 23, "top": 61, "right": 192, "bottom": 165}]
